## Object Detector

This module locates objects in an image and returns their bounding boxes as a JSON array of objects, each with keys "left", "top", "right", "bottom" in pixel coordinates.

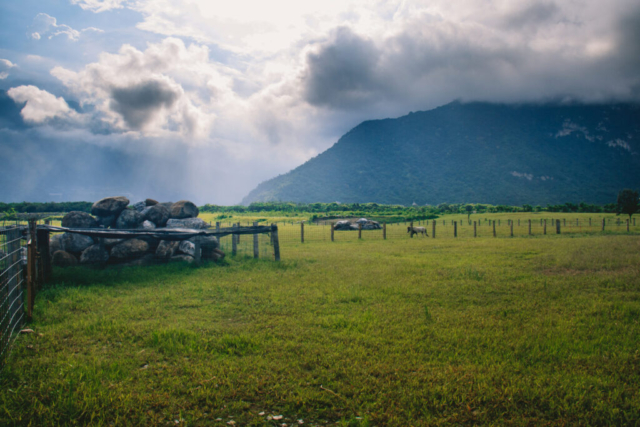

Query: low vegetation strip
[{"left": 1, "top": 234, "right": 639, "bottom": 425}]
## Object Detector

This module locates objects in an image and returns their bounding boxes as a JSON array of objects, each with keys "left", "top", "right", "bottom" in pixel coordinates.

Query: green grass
[{"left": 1, "top": 234, "right": 640, "bottom": 425}]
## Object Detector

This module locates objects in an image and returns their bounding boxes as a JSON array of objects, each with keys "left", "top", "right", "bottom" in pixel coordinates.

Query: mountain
[{"left": 242, "top": 102, "right": 640, "bottom": 206}]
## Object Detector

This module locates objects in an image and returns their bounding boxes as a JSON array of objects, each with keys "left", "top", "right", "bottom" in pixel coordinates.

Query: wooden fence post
[
  {"left": 331, "top": 223, "right": 335, "bottom": 242},
  {"left": 627, "top": 219, "right": 630, "bottom": 232},
  {"left": 37, "top": 227, "right": 51, "bottom": 284},
  {"left": 493, "top": 220, "right": 496, "bottom": 237},
  {"left": 232, "top": 223, "right": 238, "bottom": 256},
  {"left": 544, "top": 220, "right": 547, "bottom": 235},
  {"left": 301, "top": 222, "right": 304, "bottom": 243},
  {"left": 602, "top": 218, "right": 605, "bottom": 231},
  {"left": 563, "top": 218, "right": 566, "bottom": 227},
  {"left": 474, "top": 221, "right": 477, "bottom": 237},
  {"left": 358, "top": 222, "right": 362, "bottom": 239},
  {"left": 454, "top": 221, "right": 457, "bottom": 237},
  {"left": 556, "top": 219, "right": 561, "bottom": 234},
  {"left": 528, "top": 219, "right": 532, "bottom": 236},
  {"left": 510, "top": 221, "right": 513, "bottom": 237},
  {"left": 432, "top": 220, "right": 436, "bottom": 238},
  {"left": 383, "top": 222, "right": 386, "bottom": 240},
  {"left": 271, "top": 224, "right": 280, "bottom": 261},
  {"left": 253, "top": 222, "right": 259, "bottom": 258}
]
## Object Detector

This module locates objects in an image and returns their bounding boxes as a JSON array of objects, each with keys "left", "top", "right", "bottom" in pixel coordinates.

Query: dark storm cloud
[
  {"left": 300, "top": 3, "right": 640, "bottom": 113},
  {"left": 302, "top": 27, "right": 379, "bottom": 108},
  {"left": 500, "top": 1, "right": 561, "bottom": 29},
  {"left": 109, "top": 79, "right": 179, "bottom": 130}
]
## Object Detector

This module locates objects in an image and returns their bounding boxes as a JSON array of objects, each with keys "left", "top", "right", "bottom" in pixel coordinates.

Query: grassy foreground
[{"left": 1, "top": 235, "right": 640, "bottom": 425}]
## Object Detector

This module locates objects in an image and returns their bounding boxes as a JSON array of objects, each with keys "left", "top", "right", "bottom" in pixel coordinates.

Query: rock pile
[
  {"left": 333, "top": 218, "right": 382, "bottom": 230},
  {"left": 51, "top": 197, "right": 224, "bottom": 267}
]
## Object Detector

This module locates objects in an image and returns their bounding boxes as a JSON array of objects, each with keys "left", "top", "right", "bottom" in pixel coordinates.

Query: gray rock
[
  {"left": 159, "top": 202, "right": 174, "bottom": 210},
  {"left": 203, "top": 247, "right": 225, "bottom": 261},
  {"left": 141, "top": 220, "right": 156, "bottom": 229},
  {"left": 80, "top": 244, "right": 109, "bottom": 265},
  {"left": 165, "top": 218, "right": 208, "bottom": 229},
  {"left": 95, "top": 215, "right": 115, "bottom": 228},
  {"left": 156, "top": 240, "right": 180, "bottom": 259},
  {"left": 143, "top": 205, "right": 170, "bottom": 227},
  {"left": 61, "top": 233, "right": 94, "bottom": 253},
  {"left": 52, "top": 250, "right": 78, "bottom": 267},
  {"left": 110, "top": 239, "right": 150, "bottom": 260},
  {"left": 132, "top": 201, "right": 146, "bottom": 212},
  {"left": 169, "top": 200, "right": 199, "bottom": 219},
  {"left": 103, "top": 238, "right": 124, "bottom": 248},
  {"left": 49, "top": 234, "right": 64, "bottom": 255},
  {"left": 178, "top": 240, "right": 196, "bottom": 257},
  {"left": 116, "top": 209, "right": 143, "bottom": 229},
  {"left": 145, "top": 199, "right": 159, "bottom": 206},
  {"left": 91, "top": 196, "right": 130, "bottom": 216},
  {"left": 188, "top": 235, "right": 219, "bottom": 249},
  {"left": 170, "top": 254, "right": 195, "bottom": 264},
  {"left": 61, "top": 211, "right": 98, "bottom": 228}
]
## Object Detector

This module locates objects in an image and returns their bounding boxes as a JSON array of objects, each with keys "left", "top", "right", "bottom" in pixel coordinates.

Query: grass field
[{"left": 1, "top": 219, "right": 640, "bottom": 425}]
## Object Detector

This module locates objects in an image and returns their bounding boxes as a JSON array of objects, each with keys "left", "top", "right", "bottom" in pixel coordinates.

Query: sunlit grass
[{"left": 1, "top": 232, "right": 639, "bottom": 425}]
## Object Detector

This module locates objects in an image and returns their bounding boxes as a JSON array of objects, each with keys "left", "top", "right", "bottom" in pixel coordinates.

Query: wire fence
[
  {"left": 0, "top": 226, "right": 26, "bottom": 369},
  {"left": 246, "top": 216, "right": 640, "bottom": 245}
]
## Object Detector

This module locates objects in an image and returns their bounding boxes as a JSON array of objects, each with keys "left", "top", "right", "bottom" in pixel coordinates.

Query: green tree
[
  {"left": 616, "top": 189, "right": 639, "bottom": 219},
  {"left": 465, "top": 205, "right": 473, "bottom": 221}
]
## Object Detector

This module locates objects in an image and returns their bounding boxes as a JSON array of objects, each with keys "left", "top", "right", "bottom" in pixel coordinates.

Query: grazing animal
[{"left": 407, "top": 226, "right": 428, "bottom": 237}]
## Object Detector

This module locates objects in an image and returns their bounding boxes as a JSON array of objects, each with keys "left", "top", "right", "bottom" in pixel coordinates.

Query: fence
[
  {"left": 0, "top": 225, "right": 27, "bottom": 369},
  {"left": 251, "top": 216, "right": 640, "bottom": 245}
]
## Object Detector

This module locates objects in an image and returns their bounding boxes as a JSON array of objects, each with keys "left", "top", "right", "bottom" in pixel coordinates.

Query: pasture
[{"left": 1, "top": 215, "right": 640, "bottom": 425}]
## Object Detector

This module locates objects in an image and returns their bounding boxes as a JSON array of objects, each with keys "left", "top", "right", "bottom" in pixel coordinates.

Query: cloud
[
  {"left": 6, "top": 85, "right": 79, "bottom": 124},
  {"left": 30, "top": 13, "right": 103, "bottom": 41},
  {"left": 50, "top": 38, "right": 225, "bottom": 137},
  {"left": 70, "top": 0, "right": 128, "bottom": 13},
  {"left": 0, "top": 59, "right": 17, "bottom": 79}
]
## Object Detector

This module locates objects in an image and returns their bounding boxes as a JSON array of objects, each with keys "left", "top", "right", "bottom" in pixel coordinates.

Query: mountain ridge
[{"left": 242, "top": 101, "right": 640, "bottom": 206}]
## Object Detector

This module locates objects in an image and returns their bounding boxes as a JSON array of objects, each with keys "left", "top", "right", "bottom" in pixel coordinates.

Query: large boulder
[
  {"left": 91, "top": 196, "right": 130, "bottom": 217},
  {"left": 156, "top": 240, "right": 180, "bottom": 259},
  {"left": 203, "top": 247, "right": 225, "bottom": 261},
  {"left": 103, "top": 238, "right": 124, "bottom": 248},
  {"left": 61, "top": 211, "right": 98, "bottom": 228},
  {"left": 143, "top": 205, "right": 170, "bottom": 227},
  {"left": 141, "top": 220, "right": 156, "bottom": 230},
  {"left": 110, "top": 239, "right": 150, "bottom": 260},
  {"left": 95, "top": 215, "right": 115, "bottom": 228},
  {"left": 132, "top": 201, "right": 146, "bottom": 212},
  {"left": 52, "top": 250, "right": 78, "bottom": 267},
  {"left": 170, "top": 254, "right": 195, "bottom": 264},
  {"left": 80, "top": 244, "right": 109, "bottom": 265},
  {"left": 145, "top": 199, "right": 159, "bottom": 206},
  {"left": 189, "top": 235, "right": 219, "bottom": 248},
  {"left": 178, "top": 240, "right": 196, "bottom": 257},
  {"left": 61, "top": 233, "right": 94, "bottom": 253},
  {"left": 166, "top": 218, "right": 208, "bottom": 229},
  {"left": 116, "top": 209, "right": 143, "bottom": 229},
  {"left": 169, "top": 200, "right": 199, "bottom": 219},
  {"left": 159, "top": 202, "right": 174, "bottom": 210}
]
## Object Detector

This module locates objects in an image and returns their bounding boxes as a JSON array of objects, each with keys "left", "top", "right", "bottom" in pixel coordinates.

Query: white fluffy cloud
[
  {"left": 7, "top": 85, "right": 79, "bottom": 123},
  {"left": 70, "top": 0, "right": 128, "bottom": 13},
  {"left": 0, "top": 58, "right": 17, "bottom": 79},
  {"left": 50, "top": 38, "right": 228, "bottom": 138},
  {"left": 30, "top": 13, "right": 102, "bottom": 41}
]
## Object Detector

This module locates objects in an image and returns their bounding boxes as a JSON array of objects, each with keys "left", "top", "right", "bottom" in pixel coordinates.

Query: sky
[{"left": 0, "top": 0, "right": 639, "bottom": 205}]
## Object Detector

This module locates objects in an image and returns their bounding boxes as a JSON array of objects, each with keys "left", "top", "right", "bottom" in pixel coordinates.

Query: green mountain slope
[{"left": 242, "top": 102, "right": 640, "bottom": 205}]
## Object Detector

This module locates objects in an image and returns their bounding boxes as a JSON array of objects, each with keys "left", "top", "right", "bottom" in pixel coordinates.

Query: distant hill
[{"left": 242, "top": 102, "right": 640, "bottom": 206}]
